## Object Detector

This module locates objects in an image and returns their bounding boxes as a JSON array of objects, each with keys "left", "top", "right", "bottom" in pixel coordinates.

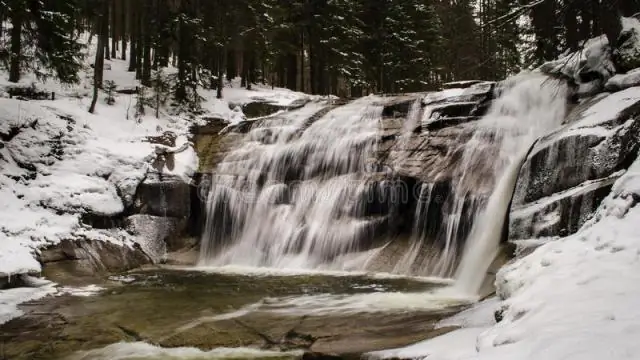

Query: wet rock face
[
  {"left": 126, "top": 215, "right": 190, "bottom": 258},
  {"left": 365, "top": 84, "right": 497, "bottom": 268},
  {"left": 133, "top": 173, "right": 191, "bottom": 219},
  {"left": 509, "top": 88, "right": 640, "bottom": 241}
]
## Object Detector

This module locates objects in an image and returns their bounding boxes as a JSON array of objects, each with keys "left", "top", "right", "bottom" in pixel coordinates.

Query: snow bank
[
  {"left": 0, "top": 96, "right": 181, "bottom": 276},
  {"left": 0, "top": 282, "right": 58, "bottom": 325},
  {"left": 370, "top": 152, "right": 640, "bottom": 360},
  {"left": 0, "top": 36, "right": 315, "bottom": 281}
]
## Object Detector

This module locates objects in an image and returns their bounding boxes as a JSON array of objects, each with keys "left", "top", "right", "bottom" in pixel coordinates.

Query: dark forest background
[{"left": 0, "top": 0, "right": 637, "bottom": 105}]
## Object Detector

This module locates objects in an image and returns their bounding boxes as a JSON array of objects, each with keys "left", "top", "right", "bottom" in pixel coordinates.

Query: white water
[
  {"left": 451, "top": 73, "right": 568, "bottom": 294},
  {"left": 70, "top": 342, "right": 304, "bottom": 360},
  {"left": 200, "top": 75, "right": 568, "bottom": 294},
  {"left": 200, "top": 96, "right": 383, "bottom": 269}
]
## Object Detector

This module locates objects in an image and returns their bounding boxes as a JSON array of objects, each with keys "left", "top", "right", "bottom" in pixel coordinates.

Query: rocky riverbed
[{"left": 0, "top": 268, "right": 467, "bottom": 360}]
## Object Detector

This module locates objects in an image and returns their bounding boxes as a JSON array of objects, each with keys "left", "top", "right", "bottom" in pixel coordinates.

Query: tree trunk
[
  {"left": 142, "top": 1, "right": 152, "bottom": 86},
  {"left": 104, "top": 0, "right": 111, "bottom": 60},
  {"left": 226, "top": 49, "right": 236, "bottom": 82},
  {"left": 135, "top": 3, "right": 144, "bottom": 80},
  {"left": 90, "top": 2, "right": 108, "bottom": 114},
  {"left": 9, "top": 5, "right": 23, "bottom": 83},
  {"left": 286, "top": 53, "right": 297, "bottom": 91},
  {"left": 128, "top": 1, "right": 137, "bottom": 72},
  {"left": 121, "top": 0, "right": 127, "bottom": 60},
  {"left": 602, "top": 1, "right": 622, "bottom": 48},
  {"left": 111, "top": 0, "right": 117, "bottom": 59},
  {"left": 96, "top": 0, "right": 109, "bottom": 86}
]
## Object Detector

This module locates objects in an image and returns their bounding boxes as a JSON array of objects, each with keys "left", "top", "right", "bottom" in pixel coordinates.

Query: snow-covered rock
[
  {"left": 509, "top": 87, "right": 640, "bottom": 241},
  {"left": 615, "top": 17, "right": 640, "bottom": 73},
  {"left": 540, "top": 35, "right": 616, "bottom": 87},
  {"left": 605, "top": 68, "right": 640, "bottom": 92}
]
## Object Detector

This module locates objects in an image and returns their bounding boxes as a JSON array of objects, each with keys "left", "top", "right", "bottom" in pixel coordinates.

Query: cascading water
[
  {"left": 450, "top": 73, "right": 568, "bottom": 294},
  {"left": 383, "top": 74, "right": 568, "bottom": 291},
  {"left": 200, "top": 73, "right": 568, "bottom": 295},
  {"left": 199, "top": 96, "right": 384, "bottom": 269}
]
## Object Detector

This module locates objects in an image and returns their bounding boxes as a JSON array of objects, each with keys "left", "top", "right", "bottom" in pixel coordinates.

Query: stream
[{"left": 1, "top": 267, "right": 469, "bottom": 360}]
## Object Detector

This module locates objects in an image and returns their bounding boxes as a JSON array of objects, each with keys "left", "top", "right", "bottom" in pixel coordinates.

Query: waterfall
[
  {"left": 199, "top": 96, "right": 384, "bottom": 270},
  {"left": 451, "top": 73, "right": 569, "bottom": 294},
  {"left": 199, "top": 74, "right": 568, "bottom": 290}
]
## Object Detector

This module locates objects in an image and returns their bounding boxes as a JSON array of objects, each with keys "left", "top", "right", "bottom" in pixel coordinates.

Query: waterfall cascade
[
  {"left": 449, "top": 74, "right": 568, "bottom": 294},
  {"left": 200, "top": 74, "right": 569, "bottom": 294},
  {"left": 199, "top": 97, "right": 384, "bottom": 269}
]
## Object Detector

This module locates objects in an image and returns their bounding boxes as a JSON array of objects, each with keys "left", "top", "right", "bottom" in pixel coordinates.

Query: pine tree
[
  {"left": 33, "top": 0, "right": 84, "bottom": 83},
  {"left": 104, "top": 80, "right": 117, "bottom": 105}
]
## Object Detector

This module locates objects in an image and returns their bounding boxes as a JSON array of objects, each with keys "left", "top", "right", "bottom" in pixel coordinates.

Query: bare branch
[{"left": 481, "top": 0, "right": 546, "bottom": 29}]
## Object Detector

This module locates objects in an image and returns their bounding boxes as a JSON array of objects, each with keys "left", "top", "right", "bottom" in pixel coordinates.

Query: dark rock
[
  {"left": 442, "top": 80, "right": 484, "bottom": 89},
  {"left": 145, "top": 131, "right": 177, "bottom": 147},
  {"left": 509, "top": 88, "right": 640, "bottom": 241},
  {"left": 510, "top": 176, "right": 618, "bottom": 240},
  {"left": 38, "top": 239, "right": 151, "bottom": 283},
  {"left": 303, "top": 352, "right": 344, "bottom": 360},
  {"left": 240, "top": 102, "right": 289, "bottom": 119},
  {"left": 115, "top": 87, "right": 138, "bottom": 95},
  {"left": 125, "top": 215, "right": 191, "bottom": 257},
  {"left": 614, "top": 18, "right": 640, "bottom": 73},
  {"left": 424, "top": 116, "right": 480, "bottom": 131},
  {"left": 429, "top": 102, "right": 478, "bottom": 118},
  {"left": 381, "top": 97, "right": 421, "bottom": 118},
  {"left": 133, "top": 173, "right": 191, "bottom": 219},
  {"left": 6, "top": 85, "right": 52, "bottom": 101},
  {"left": 80, "top": 212, "right": 127, "bottom": 229}
]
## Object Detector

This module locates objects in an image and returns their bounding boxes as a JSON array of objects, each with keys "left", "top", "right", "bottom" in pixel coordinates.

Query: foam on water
[
  {"left": 187, "top": 264, "right": 454, "bottom": 285},
  {"left": 69, "top": 342, "right": 303, "bottom": 360},
  {"left": 256, "top": 291, "right": 473, "bottom": 316}
]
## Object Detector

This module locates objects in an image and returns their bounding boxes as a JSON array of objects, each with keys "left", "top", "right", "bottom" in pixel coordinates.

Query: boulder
[
  {"left": 509, "top": 87, "right": 640, "bottom": 241},
  {"left": 615, "top": 17, "right": 640, "bottom": 73},
  {"left": 126, "top": 215, "right": 190, "bottom": 259},
  {"left": 605, "top": 68, "right": 640, "bottom": 92},
  {"left": 133, "top": 173, "right": 191, "bottom": 219},
  {"left": 38, "top": 239, "right": 151, "bottom": 284}
]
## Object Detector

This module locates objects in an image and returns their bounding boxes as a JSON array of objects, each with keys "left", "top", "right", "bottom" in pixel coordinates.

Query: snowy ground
[
  {"left": 0, "top": 40, "right": 311, "bottom": 324},
  {"left": 369, "top": 154, "right": 640, "bottom": 360}
]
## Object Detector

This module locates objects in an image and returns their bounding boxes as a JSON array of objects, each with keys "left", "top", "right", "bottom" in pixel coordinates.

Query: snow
[
  {"left": 570, "top": 87, "right": 640, "bottom": 129},
  {"left": 0, "top": 281, "right": 105, "bottom": 326},
  {"left": 534, "top": 87, "right": 640, "bottom": 153},
  {"left": 0, "top": 37, "right": 310, "bottom": 282},
  {"left": 606, "top": 68, "right": 640, "bottom": 91},
  {"left": 369, "top": 153, "right": 640, "bottom": 360},
  {"left": 0, "top": 282, "right": 58, "bottom": 325}
]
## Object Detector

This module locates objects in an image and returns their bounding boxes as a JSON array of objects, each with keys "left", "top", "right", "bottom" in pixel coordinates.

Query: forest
[{"left": 0, "top": 0, "right": 638, "bottom": 106}]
